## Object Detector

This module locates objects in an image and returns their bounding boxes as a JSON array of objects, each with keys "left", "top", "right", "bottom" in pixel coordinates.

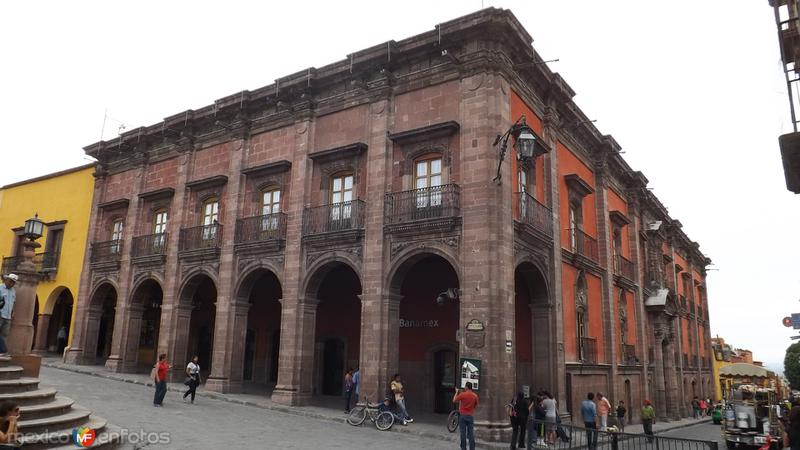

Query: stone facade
[{"left": 65, "top": 8, "right": 714, "bottom": 440}]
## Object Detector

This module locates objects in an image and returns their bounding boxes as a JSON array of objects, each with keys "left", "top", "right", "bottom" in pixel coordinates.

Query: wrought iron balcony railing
[
  {"left": 235, "top": 213, "right": 287, "bottom": 244},
  {"left": 2, "top": 252, "right": 58, "bottom": 274},
  {"left": 514, "top": 192, "right": 553, "bottom": 237},
  {"left": 615, "top": 254, "right": 635, "bottom": 281},
  {"left": 303, "top": 200, "right": 365, "bottom": 236},
  {"left": 384, "top": 184, "right": 460, "bottom": 225},
  {"left": 90, "top": 240, "right": 123, "bottom": 264},
  {"left": 568, "top": 228, "right": 599, "bottom": 262},
  {"left": 579, "top": 337, "right": 597, "bottom": 364},
  {"left": 131, "top": 233, "right": 168, "bottom": 258},
  {"left": 179, "top": 224, "right": 222, "bottom": 252}
]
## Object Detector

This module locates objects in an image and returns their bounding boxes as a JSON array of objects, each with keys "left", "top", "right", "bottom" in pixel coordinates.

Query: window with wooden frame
[
  {"left": 414, "top": 156, "right": 443, "bottom": 207},
  {"left": 517, "top": 166, "right": 530, "bottom": 219},
  {"left": 110, "top": 219, "right": 124, "bottom": 253},
  {"left": 260, "top": 188, "right": 281, "bottom": 231},
  {"left": 201, "top": 198, "right": 219, "bottom": 240},
  {"left": 330, "top": 173, "right": 353, "bottom": 220},
  {"left": 575, "top": 272, "right": 589, "bottom": 362},
  {"left": 569, "top": 200, "right": 583, "bottom": 252},
  {"left": 152, "top": 209, "right": 168, "bottom": 249}
]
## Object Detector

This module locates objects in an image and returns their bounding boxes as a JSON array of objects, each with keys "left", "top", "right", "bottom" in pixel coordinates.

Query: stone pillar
[
  {"left": 652, "top": 326, "right": 667, "bottom": 418},
  {"left": 627, "top": 193, "right": 651, "bottom": 405},
  {"left": 206, "top": 300, "right": 249, "bottom": 393},
  {"left": 164, "top": 303, "right": 192, "bottom": 380},
  {"left": 33, "top": 314, "right": 51, "bottom": 353},
  {"left": 8, "top": 239, "right": 43, "bottom": 376},
  {"left": 118, "top": 304, "right": 145, "bottom": 372},
  {"left": 531, "top": 305, "right": 552, "bottom": 390},
  {"left": 272, "top": 298, "right": 317, "bottom": 406},
  {"left": 662, "top": 325, "right": 681, "bottom": 420}
]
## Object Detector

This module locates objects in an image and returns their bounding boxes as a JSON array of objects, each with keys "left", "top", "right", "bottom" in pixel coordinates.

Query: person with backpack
[
  {"left": 182, "top": 355, "right": 201, "bottom": 404},
  {"left": 528, "top": 394, "right": 547, "bottom": 448},
  {"left": 509, "top": 392, "right": 528, "bottom": 449}
]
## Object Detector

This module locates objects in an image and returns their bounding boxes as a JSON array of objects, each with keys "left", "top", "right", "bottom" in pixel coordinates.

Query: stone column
[
  {"left": 272, "top": 297, "right": 317, "bottom": 405},
  {"left": 165, "top": 303, "right": 192, "bottom": 380},
  {"left": 663, "top": 324, "right": 681, "bottom": 420},
  {"left": 8, "top": 238, "right": 43, "bottom": 376},
  {"left": 207, "top": 300, "right": 249, "bottom": 393},
  {"left": 361, "top": 293, "right": 401, "bottom": 402},
  {"left": 119, "top": 304, "right": 145, "bottom": 372},
  {"left": 652, "top": 324, "right": 667, "bottom": 418},
  {"left": 33, "top": 314, "right": 51, "bottom": 354},
  {"left": 627, "top": 193, "right": 651, "bottom": 405}
]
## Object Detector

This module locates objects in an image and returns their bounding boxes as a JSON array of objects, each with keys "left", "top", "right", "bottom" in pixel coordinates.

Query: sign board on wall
[{"left": 459, "top": 357, "right": 481, "bottom": 391}]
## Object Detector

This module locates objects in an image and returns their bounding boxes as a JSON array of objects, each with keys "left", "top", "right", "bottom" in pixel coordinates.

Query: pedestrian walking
[
  {"left": 453, "top": 382, "right": 479, "bottom": 450},
  {"left": 528, "top": 394, "right": 546, "bottom": 448},
  {"left": 152, "top": 353, "right": 171, "bottom": 407},
  {"left": 182, "top": 355, "right": 201, "bottom": 404},
  {"left": 0, "top": 275, "right": 18, "bottom": 356},
  {"left": 344, "top": 368, "right": 354, "bottom": 413},
  {"left": 698, "top": 398, "right": 707, "bottom": 417},
  {"left": 581, "top": 392, "right": 598, "bottom": 450},
  {"left": 691, "top": 396, "right": 700, "bottom": 419},
  {"left": 641, "top": 400, "right": 656, "bottom": 443},
  {"left": 541, "top": 391, "right": 558, "bottom": 444},
  {"left": 596, "top": 392, "right": 611, "bottom": 431},
  {"left": 616, "top": 400, "right": 627, "bottom": 432},
  {"left": 509, "top": 392, "right": 528, "bottom": 449},
  {"left": 390, "top": 374, "right": 413, "bottom": 423},
  {"left": 56, "top": 325, "right": 68, "bottom": 355},
  {"left": 0, "top": 401, "right": 19, "bottom": 448}
]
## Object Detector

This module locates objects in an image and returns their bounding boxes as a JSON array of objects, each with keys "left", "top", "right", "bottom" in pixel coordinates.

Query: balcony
[
  {"left": 579, "top": 337, "right": 597, "bottom": 364},
  {"left": 131, "top": 233, "right": 168, "bottom": 265},
  {"left": 384, "top": 184, "right": 460, "bottom": 234},
  {"left": 568, "top": 228, "right": 599, "bottom": 263},
  {"left": 514, "top": 192, "right": 553, "bottom": 239},
  {"left": 235, "top": 213, "right": 287, "bottom": 254},
  {"left": 615, "top": 254, "right": 635, "bottom": 281},
  {"left": 303, "top": 200, "right": 365, "bottom": 242},
  {"left": 2, "top": 252, "right": 59, "bottom": 277},
  {"left": 90, "top": 240, "right": 123, "bottom": 269},
  {"left": 622, "top": 344, "right": 638, "bottom": 365},
  {"left": 178, "top": 224, "right": 222, "bottom": 260}
]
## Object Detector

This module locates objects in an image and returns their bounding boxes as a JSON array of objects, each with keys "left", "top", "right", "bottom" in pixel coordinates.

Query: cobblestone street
[{"left": 39, "top": 366, "right": 448, "bottom": 449}]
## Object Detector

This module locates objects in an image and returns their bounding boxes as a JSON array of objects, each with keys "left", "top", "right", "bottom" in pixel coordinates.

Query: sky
[{"left": 1, "top": 1, "right": 798, "bottom": 372}]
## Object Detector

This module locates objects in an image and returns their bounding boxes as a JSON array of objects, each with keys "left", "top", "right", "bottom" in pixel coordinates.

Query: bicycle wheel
[
  {"left": 447, "top": 410, "right": 459, "bottom": 432},
  {"left": 375, "top": 411, "right": 395, "bottom": 431},
  {"left": 347, "top": 406, "right": 367, "bottom": 426}
]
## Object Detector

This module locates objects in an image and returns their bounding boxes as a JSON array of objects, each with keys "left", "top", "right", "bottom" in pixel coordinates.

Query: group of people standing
[
  {"left": 507, "top": 390, "right": 558, "bottom": 449},
  {"left": 690, "top": 396, "right": 713, "bottom": 418},
  {"left": 151, "top": 354, "right": 202, "bottom": 407}
]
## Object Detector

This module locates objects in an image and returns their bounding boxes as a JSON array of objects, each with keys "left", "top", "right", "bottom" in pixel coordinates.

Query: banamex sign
[{"left": 400, "top": 319, "right": 440, "bottom": 328}]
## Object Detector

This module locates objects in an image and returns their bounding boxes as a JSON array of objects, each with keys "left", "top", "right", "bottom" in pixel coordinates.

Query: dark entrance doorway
[
  {"left": 187, "top": 275, "right": 216, "bottom": 376},
  {"left": 95, "top": 287, "right": 117, "bottom": 361},
  {"left": 322, "top": 338, "right": 345, "bottom": 395},
  {"left": 434, "top": 349, "right": 457, "bottom": 413},
  {"left": 132, "top": 279, "right": 163, "bottom": 369},
  {"left": 238, "top": 269, "right": 282, "bottom": 387},
  {"left": 514, "top": 262, "right": 550, "bottom": 394},
  {"left": 47, "top": 289, "right": 73, "bottom": 354}
]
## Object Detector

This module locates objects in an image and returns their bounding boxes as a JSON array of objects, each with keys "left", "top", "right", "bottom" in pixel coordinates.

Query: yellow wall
[
  {"left": 713, "top": 358, "right": 726, "bottom": 401},
  {"left": 0, "top": 164, "right": 95, "bottom": 348}
]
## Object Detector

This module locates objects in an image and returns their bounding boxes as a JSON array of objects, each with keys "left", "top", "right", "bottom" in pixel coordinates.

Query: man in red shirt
[
  {"left": 453, "top": 382, "right": 479, "bottom": 450},
  {"left": 153, "top": 353, "right": 171, "bottom": 407}
]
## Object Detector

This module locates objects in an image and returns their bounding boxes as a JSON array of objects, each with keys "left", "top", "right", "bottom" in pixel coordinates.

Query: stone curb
[{"left": 41, "top": 361, "right": 711, "bottom": 448}]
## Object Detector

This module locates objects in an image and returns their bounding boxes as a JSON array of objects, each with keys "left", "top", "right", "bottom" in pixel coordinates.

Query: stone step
[
  {"left": 19, "top": 415, "right": 109, "bottom": 449},
  {"left": 20, "top": 396, "right": 74, "bottom": 421},
  {"left": 18, "top": 405, "right": 92, "bottom": 435},
  {"left": 0, "top": 377, "right": 39, "bottom": 394},
  {"left": 0, "top": 356, "right": 12, "bottom": 368},
  {"left": 0, "top": 387, "right": 57, "bottom": 405},
  {"left": 0, "top": 365, "right": 24, "bottom": 380}
]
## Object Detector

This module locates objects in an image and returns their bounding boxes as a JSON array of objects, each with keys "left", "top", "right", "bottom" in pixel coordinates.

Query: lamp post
[
  {"left": 493, "top": 115, "right": 548, "bottom": 183},
  {"left": 7, "top": 214, "right": 45, "bottom": 375}
]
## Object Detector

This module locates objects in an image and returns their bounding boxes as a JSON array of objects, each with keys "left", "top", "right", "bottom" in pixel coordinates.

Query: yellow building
[{"left": 0, "top": 164, "right": 95, "bottom": 354}]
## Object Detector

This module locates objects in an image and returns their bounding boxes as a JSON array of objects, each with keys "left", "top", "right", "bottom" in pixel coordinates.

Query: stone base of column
[
  {"left": 271, "top": 387, "right": 312, "bottom": 406},
  {"left": 10, "top": 354, "right": 41, "bottom": 378},
  {"left": 64, "top": 347, "right": 86, "bottom": 365},
  {"left": 104, "top": 356, "right": 125, "bottom": 373},
  {"left": 204, "top": 377, "right": 239, "bottom": 394},
  {"left": 474, "top": 420, "right": 512, "bottom": 443}
]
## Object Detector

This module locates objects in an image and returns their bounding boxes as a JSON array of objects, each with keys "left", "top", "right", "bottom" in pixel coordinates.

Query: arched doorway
[
  {"left": 87, "top": 283, "right": 117, "bottom": 364},
  {"left": 237, "top": 268, "right": 282, "bottom": 390},
  {"left": 129, "top": 279, "right": 163, "bottom": 370},
  {"left": 514, "top": 262, "right": 550, "bottom": 395},
  {"left": 392, "top": 253, "right": 460, "bottom": 414},
  {"left": 180, "top": 274, "right": 217, "bottom": 379},
  {"left": 305, "top": 262, "right": 362, "bottom": 397},
  {"left": 46, "top": 288, "right": 73, "bottom": 354}
]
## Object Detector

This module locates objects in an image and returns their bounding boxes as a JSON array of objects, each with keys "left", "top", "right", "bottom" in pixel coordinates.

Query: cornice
[
  {"left": 308, "top": 142, "right": 367, "bottom": 162},
  {"left": 564, "top": 174, "right": 594, "bottom": 198},
  {"left": 186, "top": 175, "right": 228, "bottom": 190},
  {"left": 241, "top": 160, "right": 292, "bottom": 177},
  {"left": 97, "top": 198, "right": 130, "bottom": 210},
  {"left": 388, "top": 121, "right": 460, "bottom": 144},
  {"left": 138, "top": 187, "right": 175, "bottom": 201}
]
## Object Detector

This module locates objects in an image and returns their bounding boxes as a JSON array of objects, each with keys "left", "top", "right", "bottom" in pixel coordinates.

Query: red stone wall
[{"left": 144, "top": 157, "right": 179, "bottom": 191}]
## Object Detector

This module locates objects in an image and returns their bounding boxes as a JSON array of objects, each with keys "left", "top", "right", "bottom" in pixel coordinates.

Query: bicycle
[
  {"left": 447, "top": 408, "right": 460, "bottom": 432},
  {"left": 347, "top": 396, "right": 395, "bottom": 431}
]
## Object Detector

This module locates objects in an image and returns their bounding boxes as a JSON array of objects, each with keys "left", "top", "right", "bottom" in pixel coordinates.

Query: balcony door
[
  {"left": 202, "top": 199, "right": 219, "bottom": 242},
  {"left": 111, "top": 220, "right": 124, "bottom": 254},
  {"left": 261, "top": 189, "right": 281, "bottom": 232},
  {"left": 152, "top": 210, "right": 168, "bottom": 250},
  {"left": 330, "top": 174, "right": 353, "bottom": 223},
  {"left": 415, "top": 157, "right": 443, "bottom": 214}
]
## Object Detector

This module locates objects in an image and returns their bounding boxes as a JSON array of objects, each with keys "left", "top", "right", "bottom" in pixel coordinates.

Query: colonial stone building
[{"left": 65, "top": 8, "right": 713, "bottom": 439}]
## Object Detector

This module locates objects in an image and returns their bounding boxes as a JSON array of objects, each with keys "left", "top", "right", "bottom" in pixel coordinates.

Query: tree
[{"left": 784, "top": 342, "right": 800, "bottom": 390}]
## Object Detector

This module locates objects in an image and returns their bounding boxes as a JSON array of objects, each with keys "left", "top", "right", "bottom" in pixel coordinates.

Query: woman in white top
[{"left": 183, "top": 355, "right": 201, "bottom": 404}]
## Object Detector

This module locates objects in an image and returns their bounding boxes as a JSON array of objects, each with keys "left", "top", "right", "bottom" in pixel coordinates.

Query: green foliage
[{"left": 784, "top": 343, "right": 800, "bottom": 389}]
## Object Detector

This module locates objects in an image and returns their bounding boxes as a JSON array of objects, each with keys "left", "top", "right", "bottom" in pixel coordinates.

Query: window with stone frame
[
  {"left": 260, "top": 188, "right": 281, "bottom": 231},
  {"left": 569, "top": 199, "right": 583, "bottom": 252},
  {"left": 330, "top": 172, "right": 354, "bottom": 221},
  {"left": 575, "top": 271, "right": 590, "bottom": 362},
  {"left": 564, "top": 174, "right": 593, "bottom": 254},
  {"left": 201, "top": 197, "right": 219, "bottom": 241}
]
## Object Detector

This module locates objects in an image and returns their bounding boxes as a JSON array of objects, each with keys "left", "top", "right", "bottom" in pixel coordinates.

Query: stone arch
[
  {"left": 386, "top": 243, "right": 462, "bottom": 296},
  {"left": 37, "top": 286, "right": 74, "bottom": 354},
  {"left": 514, "top": 260, "right": 552, "bottom": 395},
  {"left": 43, "top": 286, "right": 70, "bottom": 315},
  {"left": 178, "top": 268, "right": 220, "bottom": 306},
  {"left": 177, "top": 271, "right": 218, "bottom": 377},
  {"left": 86, "top": 281, "right": 118, "bottom": 364},
  {"left": 235, "top": 263, "right": 284, "bottom": 303},
  {"left": 128, "top": 273, "right": 165, "bottom": 306},
  {"left": 235, "top": 266, "right": 283, "bottom": 386},
  {"left": 126, "top": 277, "right": 164, "bottom": 370},
  {"left": 302, "top": 252, "right": 361, "bottom": 300}
]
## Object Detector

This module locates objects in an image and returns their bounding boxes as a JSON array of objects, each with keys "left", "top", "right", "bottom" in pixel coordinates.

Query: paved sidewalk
[{"left": 41, "top": 357, "right": 711, "bottom": 447}]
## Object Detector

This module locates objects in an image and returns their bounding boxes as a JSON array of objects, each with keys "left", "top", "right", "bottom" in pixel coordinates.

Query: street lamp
[
  {"left": 436, "top": 288, "right": 459, "bottom": 306},
  {"left": 23, "top": 214, "right": 44, "bottom": 241},
  {"left": 493, "top": 115, "right": 548, "bottom": 183}
]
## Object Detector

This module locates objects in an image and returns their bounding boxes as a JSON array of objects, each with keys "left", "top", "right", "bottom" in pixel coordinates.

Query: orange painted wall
[
  {"left": 562, "top": 263, "right": 605, "bottom": 362},
  {"left": 509, "top": 90, "right": 546, "bottom": 202},
  {"left": 557, "top": 141, "right": 597, "bottom": 247},
  {"left": 606, "top": 188, "right": 630, "bottom": 258}
]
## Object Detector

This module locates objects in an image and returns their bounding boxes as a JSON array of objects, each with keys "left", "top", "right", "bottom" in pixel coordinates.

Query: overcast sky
[{"left": 2, "top": 1, "right": 798, "bottom": 372}]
